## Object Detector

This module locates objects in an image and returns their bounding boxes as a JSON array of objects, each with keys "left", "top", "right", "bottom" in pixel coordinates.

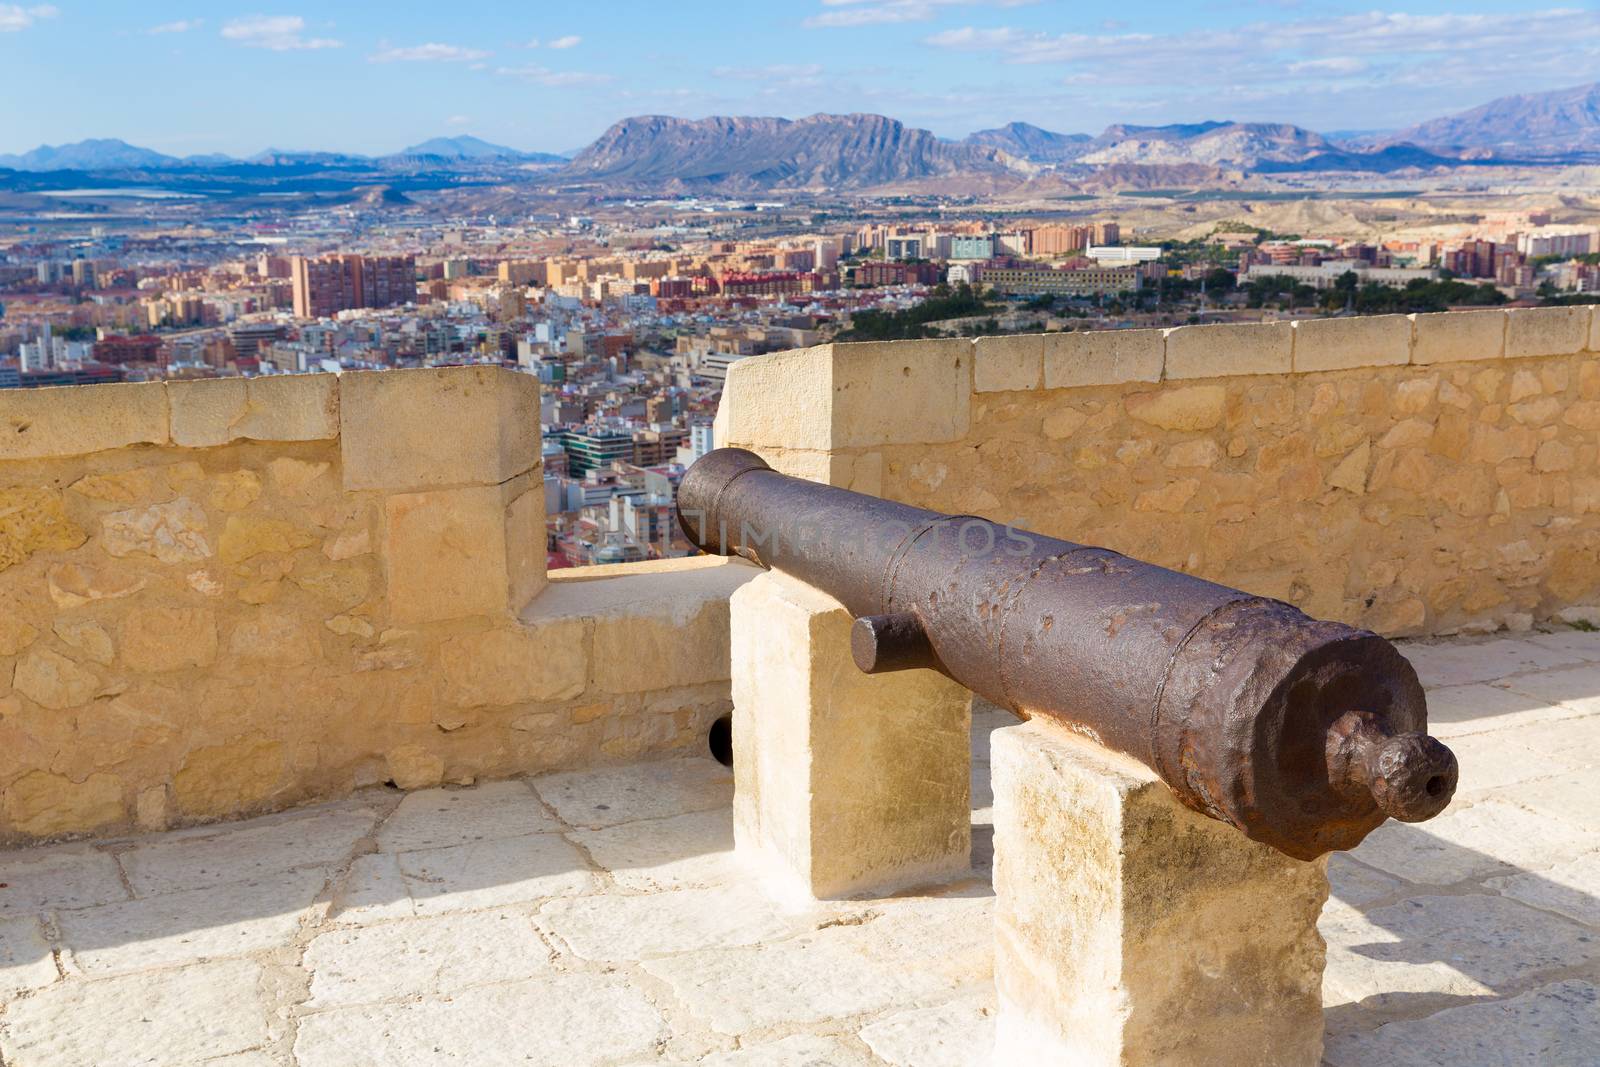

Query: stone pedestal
[
  {"left": 992, "top": 719, "right": 1329, "bottom": 1067},
  {"left": 729, "top": 571, "right": 971, "bottom": 900}
]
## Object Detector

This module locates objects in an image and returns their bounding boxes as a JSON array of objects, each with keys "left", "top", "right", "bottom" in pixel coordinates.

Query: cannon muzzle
[{"left": 679, "top": 447, "right": 1458, "bottom": 860}]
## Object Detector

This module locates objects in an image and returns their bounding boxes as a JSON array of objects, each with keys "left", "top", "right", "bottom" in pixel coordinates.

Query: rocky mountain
[
  {"left": 1392, "top": 81, "right": 1600, "bottom": 159},
  {"left": 962, "top": 122, "right": 1091, "bottom": 163},
  {"left": 0, "top": 138, "right": 181, "bottom": 171},
  {"left": 1077, "top": 122, "right": 1333, "bottom": 168},
  {"left": 565, "top": 113, "right": 1018, "bottom": 190}
]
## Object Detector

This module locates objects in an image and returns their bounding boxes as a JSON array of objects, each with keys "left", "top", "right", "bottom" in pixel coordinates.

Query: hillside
[{"left": 1394, "top": 81, "right": 1600, "bottom": 158}]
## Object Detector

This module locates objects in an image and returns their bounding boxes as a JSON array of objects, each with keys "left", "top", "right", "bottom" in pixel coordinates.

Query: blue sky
[{"left": 1, "top": 1, "right": 1596, "bottom": 156}]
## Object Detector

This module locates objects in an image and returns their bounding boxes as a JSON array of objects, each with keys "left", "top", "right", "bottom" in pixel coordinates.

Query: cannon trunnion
[{"left": 679, "top": 447, "right": 1458, "bottom": 861}]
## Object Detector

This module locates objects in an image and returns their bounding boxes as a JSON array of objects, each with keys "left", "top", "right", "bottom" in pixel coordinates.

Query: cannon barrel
[{"left": 679, "top": 447, "right": 1458, "bottom": 860}]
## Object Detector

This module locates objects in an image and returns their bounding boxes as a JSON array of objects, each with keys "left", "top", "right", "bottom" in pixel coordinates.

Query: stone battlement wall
[
  {"left": 719, "top": 305, "right": 1600, "bottom": 636},
  {"left": 0, "top": 368, "right": 744, "bottom": 844}
]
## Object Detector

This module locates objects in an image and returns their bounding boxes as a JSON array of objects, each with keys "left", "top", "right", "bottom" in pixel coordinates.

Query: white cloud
[
  {"left": 0, "top": 4, "right": 57, "bottom": 32},
  {"left": 525, "top": 37, "right": 540, "bottom": 48},
  {"left": 370, "top": 42, "right": 490, "bottom": 63},
  {"left": 496, "top": 64, "right": 612, "bottom": 87},
  {"left": 547, "top": 34, "right": 581, "bottom": 49},
  {"left": 149, "top": 18, "right": 202, "bottom": 35},
  {"left": 1287, "top": 56, "right": 1367, "bottom": 75},
  {"left": 221, "top": 15, "right": 341, "bottom": 51},
  {"left": 713, "top": 63, "right": 825, "bottom": 82},
  {"left": 807, "top": 0, "right": 1035, "bottom": 29},
  {"left": 447, "top": 114, "right": 472, "bottom": 127}
]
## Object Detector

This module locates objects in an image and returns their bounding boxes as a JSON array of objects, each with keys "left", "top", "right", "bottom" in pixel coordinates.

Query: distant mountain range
[
  {"left": 2, "top": 81, "right": 1595, "bottom": 193},
  {"left": 0, "top": 135, "right": 568, "bottom": 172}
]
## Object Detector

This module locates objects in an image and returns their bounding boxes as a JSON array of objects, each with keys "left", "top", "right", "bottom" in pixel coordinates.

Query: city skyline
[{"left": 1, "top": 1, "right": 1596, "bottom": 157}]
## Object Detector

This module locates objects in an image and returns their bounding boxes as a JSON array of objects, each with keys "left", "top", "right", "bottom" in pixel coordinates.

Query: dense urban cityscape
[{"left": 4, "top": 196, "right": 1597, "bottom": 567}]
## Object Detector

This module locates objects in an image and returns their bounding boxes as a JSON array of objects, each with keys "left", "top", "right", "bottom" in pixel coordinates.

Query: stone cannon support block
[
  {"left": 168, "top": 375, "right": 338, "bottom": 448},
  {"left": 1292, "top": 314, "right": 1411, "bottom": 373},
  {"left": 1043, "top": 328, "right": 1163, "bottom": 390},
  {"left": 992, "top": 720, "right": 1328, "bottom": 1067},
  {"left": 341, "top": 366, "right": 539, "bottom": 491},
  {"left": 0, "top": 381, "right": 168, "bottom": 461},
  {"left": 730, "top": 572, "right": 971, "bottom": 900},
  {"left": 1409, "top": 309, "right": 1505, "bottom": 365},
  {"left": 721, "top": 345, "right": 834, "bottom": 452},
  {"left": 1506, "top": 306, "right": 1590, "bottom": 359},
  {"left": 975, "top": 335, "right": 1044, "bottom": 393},
  {"left": 1163, "top": 322, "right": 1293, "bottom": 380},
  {"left": 383, "top": 475, "right": 546, "bottom": 624}
]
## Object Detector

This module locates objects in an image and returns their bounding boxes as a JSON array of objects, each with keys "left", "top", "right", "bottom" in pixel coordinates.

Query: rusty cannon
[{"left": 679, "top": 447, "right": 1458, "bottom": 861}]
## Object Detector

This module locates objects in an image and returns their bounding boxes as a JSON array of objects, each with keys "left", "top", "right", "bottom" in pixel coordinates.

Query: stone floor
[{"left": 1, "top": 632, "right": 1599, "bottom": 1066}]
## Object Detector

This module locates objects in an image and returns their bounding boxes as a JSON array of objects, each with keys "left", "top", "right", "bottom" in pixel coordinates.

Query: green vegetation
[
  {"left": 1242, "top": 272, "right": 1508, "bottom": 313},
  {"left": 836, "top": 283, "right": 997, "bottom": 341}
]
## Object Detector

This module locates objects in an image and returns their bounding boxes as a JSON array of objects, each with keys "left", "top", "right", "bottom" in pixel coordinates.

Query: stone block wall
[
  {"left": 0, "top": 368, "right": 745, "bottom": 844},
  {"left": 719, "top": 306, "right": 1600, "bottom": 637}
]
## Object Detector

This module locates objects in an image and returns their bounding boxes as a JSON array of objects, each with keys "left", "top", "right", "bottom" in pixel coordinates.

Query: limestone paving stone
[
  {"left": 1502, "top": 769, "right": 1600, "bottom": 832},
  {"left": 1500, "top": 712, "right": 1600, "bottom": 768},
  {"left": 1444, "top": 728, "right": 1587, "bottom": 793},
  {"left": 1326, "top": 853, "right": 1407, "bottom": 908},
  {"left": 1487, "top": 849, "right": 1600, "bottom": 928},
  {"left": 57, "top": 865, "right": 328, "bottom": 976},
  {"left": 1352, "top": 798, "right": 1600, "bottom": 885},
  {"left": 640, "top": 895, "right": 992, "bottom": 1035},
  {"left": 0, "top": 842, "right": 128, "bottom": 915},
  {"left": 0, "top": 958, "right": 276, "bottom": 1065},
  {"left": 0, "top": 915, "right": 58, "bottom": 994},
  {"left": 1324, "top": 979, "right": 1600, "bottom": 1067},
  {"left": 118, "top": 801, "right": 382, "bottom": 895},
  {"left": 637, "top": 1035, "right": 877, "bottom": 1067},
  {"left": 532, "top": 756, "right": 733, "bottom": 829},
  {"left": 293, "top": 973, "right": 667, "bottom": 1067},
  {"left": 375, "top": 781, "right": 562, "bottom": 853},
  {"left": 394, "top": 832, "right": 597, "bottom": 916},
  {"left": 858, "top": 996, "right": 998, "bottom": 1067},
  {"left": 1321, "top": 893, "right": 1599, "bottom": 1009},
  {"left": 329, "top": 852, "right": 416, "bottom": 924},
  {"left": 1522, "top": 628, "right": 1600, "bottom": 661},
  {"left": 304, "top": 906, "right": 554, "bottom": 1007},
  {"left": 569, "top": 807, "right": 740, "bottom": 891},
  {"left": 540, "top": 882, "right": 823, "bottom": 962},
  {"left": 1496, "top": 661, "right": 1600, "bottom": 717},
  {"left": 1398, "top": 637, "right": 1583, "bottom": 688},
  {"left": 1422, "top": 682, "right": 1583, "bottom": 739}
]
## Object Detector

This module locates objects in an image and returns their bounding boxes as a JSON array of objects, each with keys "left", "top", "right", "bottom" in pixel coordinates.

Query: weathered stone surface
[
  {"left": 667, "top": 1036, "right": 875, "bottom": 1066},
  {"left": 0, "top": 959, "right": 274, "bottom": 1064},
  {"left": 1486, "top": 848, "right": 1600, "bottom": 927},
  {"left": 1322, "top": 893, "right": 1598, "bottom": 1009},
  {"left": 0, "top": 488, "right": 87, "bottom": 572},
  {"left": 640, "top": 895, "right": 991, "bottom": 1034},
  {"left": 0, "top": 843, "right": 128, "bottom": 915},
  {"left": 0, "top": 611, "right": 37, "bottom": 656},
  {"left": 858, "top": 997, "right": 997, "bottom": 1067},
  {"left": 305, "top": 907, "right": 554, "bottom": 1007},
  {"left": 0, "top": 380, "right": 168, "bottom": 461},
  {"left": 1293, "top": 314, "right": 1411, "bottom": 372},
  {"left": 294, "top": 974, "right": 665, "bottom": 1066},
  {"left": 169, "top": 374, "right": 338, "bottom": 447},
  {"left": 1505, "top": 305, "right": 1589, "bottom": 359},
  {"left": 533, "top": 758, "right": 732, "bottom": 829},
  {"left": 119, "top": 802, "right": 380, "bottom": 895},
  {"left": 384, "top": 485, "right": 529, "bottom": 624},
  {"left": 570, "top": 808, "right": 738, "bottom": 892},
  {"left": 439, "top": 621, "right": 587, "bottom": 707},
  {"left": 69, "top": 462, "right": 200, "bottom": 505},
  {"left": 383, "top": 744, "right": 446, "bottom": 790},
  {"left": 1324, "top": 979, "right": 1600, "bottom": 1067},
  {"left": 1044, "top": 327, "right": 1164, "bottom": 389},
  {"left": 11, "top": 647, "right": 99, "bottom": 709},
  {"left": 974, "top": 334, "right": 1043, "bottom": 392},
  {"left": 730, "top": 573, "right": 971, "bottom": 899},
  {"left": 209, "top": 468, "right": 262, "bottom": 511},
  {"left": 51, "top": 618, "right": 114, "bottom": 665},
  {"left": 45, "top": 561, "right": 146, "bottom": 608},
  {"left": 0, "top": 916, "right": 58, "bottom": 995},
  {"left": 393, "top": 833, "right": 596, "bottom": 915},
  {"left": 1124, "top": 384, "right": 1225, "bottom": 430},
  {"left": 1164, "top": 321, "right": 1293, "bottom": 379},
  {"left": 228, "top": 609, "right": 319, "bottom": 664},
  {"left": 1410, "top": 309, "right": 1505, "bottom": 364},
  {"left": 340, "top": 365, "right": 539, "bottom": 491},
  {"left": 4, "top": 771, "right": 122, "bottom": 840},
  {"left": 719, "top": 344, "right": 834, "bottom": 451},
  {"left": 1352, "top": 798, "right": 1600, "bottom": 884},
  {"left": 100, "top": 496, "right": 212, "bottom": 563},
  {"left": 592, "top": 596, "right": 730, "bottom": 693},
  {"left": 218, "top": 513, "right": 316, "bottom": 563},
  {"left": 991, "top": 720, "right": 1327, "bottom": 1067},
  {"left": 120, "top": 604, "right": 217, "bottom": 672},
  {"left": 376, "top": 781, "right": 560, "bottom": 853},
  {"left": 542, "top": 883, "right": 816, "bottom": 962},
  {"left": 58, "top": 866, "right": 327, "bottom": 975},
  {"left": 832, "top": 339, "right": 974, "bottom": 447},
  {"left": 322, "top": 522, "right": 371, "bottom": 561},
  {"left": 173, "top": 735, "right": 286, "bottom": 817}
]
